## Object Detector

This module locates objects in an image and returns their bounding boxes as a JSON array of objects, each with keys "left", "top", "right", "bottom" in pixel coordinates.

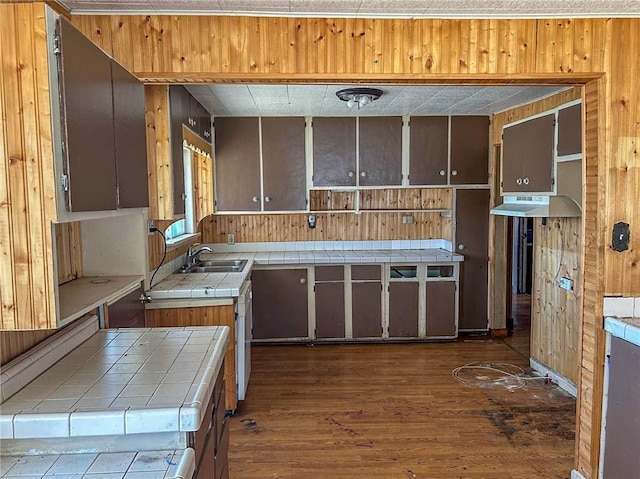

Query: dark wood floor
[
  {"left": 502, "top": 294, "right": 532, "bottom": 359},
  {"left": 228, "top": 324, "right": 575, "bottom": 479}
]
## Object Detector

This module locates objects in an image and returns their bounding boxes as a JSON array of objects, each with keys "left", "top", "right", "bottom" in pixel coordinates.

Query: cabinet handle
[
  {"left": 360, "top": 171, "right": 367, "bottom": 177},
  {"left": 264, "top": 196, "right": 271, "bottom": 202},
  {"left": 523, "top": 177, "right": 530, "bottom": 185},
  {"left": 300, "top": 278, "right": 306, "bottom": 284},
  {"left": 458, "top": 244, "right": 465, "bottom": 251},
  {"left": 439, "top": 170, "right": 446, "bottom": 176},
  {"left": 451, "top": 170, "right": 458, "bottom": 176},
  {"left": 181, "top": 193, "right": 187, "bottom": 200},
  {"left": 252, "top": 196, "right": 259, "bottom": 203},
  {"left": 516, "top": 178, "right": 523, "bottom": 185},
  {"left": 348, "top": 171, "right": 354, "bottom": 178}
]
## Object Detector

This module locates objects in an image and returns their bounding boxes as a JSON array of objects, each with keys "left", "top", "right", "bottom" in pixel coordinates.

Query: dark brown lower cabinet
[
  {"left": 352, "top": 282, "right": 382, "bottom": 338},
  {"left": 426, "top": 282, "right": 456, "bottom": 337},
  {"left": 251, "top": 269, "right": 309, "bottom": 339},
  {"left": 106, "top": 283, "right": 145, "bottom": 328},
  {"left": 193, "top": 364, "right": 228, "bottom": 479},
  {"left": 388, "top": 282, "right": 419, "bottom": 337},
  {"left": 315, "top": 282, "right": 345, "bottom": 338},
  {"left": 602, "top": 336, "right": 640, "bottom": 478}
]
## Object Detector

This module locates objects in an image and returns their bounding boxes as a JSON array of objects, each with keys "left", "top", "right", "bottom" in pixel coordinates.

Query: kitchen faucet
[{"left": 186, "top": 245, "right": 213, "bottom": 266}]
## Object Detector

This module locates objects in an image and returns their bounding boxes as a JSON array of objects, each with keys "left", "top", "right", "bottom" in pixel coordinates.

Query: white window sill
[{"left": 166, "top": 232, "right": 201, "bottom": 251}]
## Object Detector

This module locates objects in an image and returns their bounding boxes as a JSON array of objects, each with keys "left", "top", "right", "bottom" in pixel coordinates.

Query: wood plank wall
[
  {"left": 0, "top": 8, "right": 629, "bottom": 476},
  {"left": 201, "top": 211, "right": 453, "bottom": 244},
  {"left": 1, "top": 329, "right": 55, "bottom": 366},
  {"left": 67, "top": 16, "right": 625, "bottom": 477},
  {"left": 0, "top": 3, "right": 58, "bottom": 330},
  {"left": 493, "top": 88, "right": 583, "bottom": 386},
  {"left": 54, "top": 222, "right": 83, "bottom": 285},
  {"left": 531, "top": 217, "right": 581, "bottom": 384}
]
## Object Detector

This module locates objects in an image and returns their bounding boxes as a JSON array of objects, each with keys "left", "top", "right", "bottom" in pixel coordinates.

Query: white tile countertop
[
  {"left": 148, "top": 248, "right": 463, "bottom": 300},
  {"left": 0, "top": 327, "right": 229, "bottom": 440},
  {"left": 0, "top": 449, "right": 195, "bottom": 479},
  {"left": 604, "top": 316, "right": 640, "bottom": 347}
]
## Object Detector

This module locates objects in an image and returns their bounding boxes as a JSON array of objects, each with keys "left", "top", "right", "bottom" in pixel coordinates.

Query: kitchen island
[{"left": 0, "top": 318, "right": 230, "bottom": 479}]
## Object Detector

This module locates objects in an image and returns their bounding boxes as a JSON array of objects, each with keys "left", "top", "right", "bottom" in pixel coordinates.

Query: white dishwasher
[{"left": 236, "top": 280, "right": 252, "bottom": 400}]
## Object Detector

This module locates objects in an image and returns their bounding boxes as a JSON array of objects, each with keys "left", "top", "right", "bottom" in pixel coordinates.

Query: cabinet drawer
[
  {"left": 215, "top": 420, "right": 230, "bottom": 479},
  {"left": 214, "top": 381, "right": 226, "bottom": 448},
  {"left": 315, "top": 266, "right": 344, "bottom": 282},
  {"left": 192, "top": 390, "right": 215, "bottom": 465},
  {"left": 352, "top": 265, "right": 381, "bottom": 281}
]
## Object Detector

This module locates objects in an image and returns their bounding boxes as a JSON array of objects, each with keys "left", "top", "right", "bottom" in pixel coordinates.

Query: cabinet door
[
  {"left": 187, "top": 94, "right": 201, "bottom": 134},
  {"left": 214, "top": 117, "right": 261, "bottom": 211},
  {"left": 252, "top": 269, "right": 308, "bottom": 339},
  {"left": 199, "top": 105, "right": 212, "bottom": 142},
  {"left": 557, "top": 104, "right": 581, "bottom": 156},
  {"left": 388, "top": 282, "right": 419, "bottom": 337},
  {"left": 58, "top": 19, "right": 116, "bottom": 212},
  {"left": 359, "top": 117, "right": 402, "bottom": 186},
  {"left": 502, "top": 114, "right": 554, "bottom": 193},
  {"left": 262, "top": 117, "right": 306, "bottom": 211},
  {"left": 426, "top": 282, "right": 456, "bottom": 337},
  {"left": 111, "top": 60, "right": 149, "bottom": 209},
  {"left": 169, "top": 86, "right": 185, "bottom": 215},
  {"left": 602, "top": 337, "right": 640, "bottom": 479},
  {"left": 312, "top": 117, "right": 356, "bottom": 187},
  {"left": 456, "top": 189, "right": 489, "bottom": 330},
  {"left": 352, "top": 282, "right": 382, "bottom": 338},
  {"left": 450, "top": 116, "right": 490, "bottom": 185},
  {"left": 409, "top": 116, "right": 449, "bottom": 185},
  {"left": 315, "top": 282, "right": 345, "bottom": 338}
]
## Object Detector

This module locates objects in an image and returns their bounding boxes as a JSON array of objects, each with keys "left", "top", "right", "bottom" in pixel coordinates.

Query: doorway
[{"left": 505, "top": 217, "right": 533, "bottom": 358}]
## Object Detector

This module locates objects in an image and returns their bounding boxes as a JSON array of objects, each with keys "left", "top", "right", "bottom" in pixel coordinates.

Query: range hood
[
  {"left": 491, "top": 160, "right": 582, "bottom": 218},
  {"left": 490, "top": 195, "right": 581, "bottom": 217}
]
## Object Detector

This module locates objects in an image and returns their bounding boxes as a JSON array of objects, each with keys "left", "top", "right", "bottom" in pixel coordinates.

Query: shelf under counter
[{"left": 57, "top": 275, "right": 144, "bottom": 327}]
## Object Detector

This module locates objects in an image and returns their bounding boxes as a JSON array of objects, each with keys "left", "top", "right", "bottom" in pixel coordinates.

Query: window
[{"left": 164, "top": 146, "right": 196, "bottom": 245}]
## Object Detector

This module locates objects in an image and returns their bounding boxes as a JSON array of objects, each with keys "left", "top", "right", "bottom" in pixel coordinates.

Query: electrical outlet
[
  {"left": 227, "top": 233, "right": 235, "bottom": 245},
  {"left": 147, "top": 219, "right": 155, "bottom": 235},
  {"left": 402, "top": 215, "right": 415, "bottom": 224},
  {"left": 559, "top": 277, "right": 573, "bottom": 291}
]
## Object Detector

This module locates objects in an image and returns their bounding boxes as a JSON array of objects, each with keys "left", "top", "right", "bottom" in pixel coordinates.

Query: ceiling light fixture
[{"left": 336, "top": 87, "right": 383, "bottom": 109}]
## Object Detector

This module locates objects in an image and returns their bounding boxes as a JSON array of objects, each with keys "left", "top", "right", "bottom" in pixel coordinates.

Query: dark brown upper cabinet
[
  {"left": 408, "top": 116, "right": 449, "bottom": 185},
  {"left": 262, "top": 117, "right": 307, "bottom": 211},
  {"left": 169, "top": 86, "right": 186, "bottom": 215},
  {"left": 111, "top": 60, "right": 148, "bottom": 209},
  {"left": 359, "top": 117, "right": 403, "bottom": 186},
  {"left": 215, "top": 117, "right": 261, "bottom": 211},
  {"left": 57, "top": 19, "right": 147, "bottom": 212},
  {"left": 450, "top": 116, "right": 490, "bottom": 185},
  {"left": 312, "top": 117, "right": 357, "bottom": 187},
  {"left": 502, "top": 113, "right": 555, "bottom": 193},
  {"left": 557, "top": 103, "right": 582, "bottom": 157},
  {"left": 58, "top": 18, "right": 117, "bottom": 212}
]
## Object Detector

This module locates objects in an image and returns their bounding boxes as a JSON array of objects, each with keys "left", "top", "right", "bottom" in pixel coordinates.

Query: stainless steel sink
[{"left": 176, "top": 259, "right": 247, "bottom": 274}]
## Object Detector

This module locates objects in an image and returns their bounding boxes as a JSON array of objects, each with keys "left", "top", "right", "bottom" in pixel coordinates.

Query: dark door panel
[
  {"left": 315, "top": 282, "right": 345, "bottom": 338},
  {"left": 59, "top": 19, "right": 116, "bottom": 211},
  {"left": 262, "top": 117, "right": 306, "bottom": 211},
  {"left": 111, "top": 60, "right": 148, "bottom": 209},
  {"left": 602, "top": 337, "right": 640, "bottom": 479},
  {"left": 450, "top": 116, "right": 490, "bottom": 185},
  {"left": 315, "top": 266, "right": 344, "bottom": 282},
  {"left": 557, "top": 103, "right": 582, "bottom": 156},
  {"left": 215, "top": 117, "right": 261, "bottom": 211},
  {"left": 388, "top": 282, "right": 419, "bottom": 337},
  {"left": 426, "top": 282, "right": 456, "bottom": 336},
  {"left": 169, "top": 86, "right": 186, "bottom": 215},
  {"left": 252, "top": 269, "right": 308, "bottom": 339},
  {"left": 502, "top": 114, "right": 554, "bottom": 193},
  {"left": 352, "top": 282, "right": 382, "bottom": 338},
  {"left": 351, "top": 265, "right": 381, "bottom": 281},
  {"left": 456, "top": 189, "right": 489, "bottom": 330},
  {"left": 409, "top": 116, "right": 449, "bottom": 185},
  {"left": 312, "top": 117, "right": 356, "bottom": 187},
  {"left": 359, "top": 117, "right": 402, "bottom": 186}
]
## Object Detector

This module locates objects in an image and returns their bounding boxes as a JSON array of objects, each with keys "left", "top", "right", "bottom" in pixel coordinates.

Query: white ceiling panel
[
  {"left": 186, "top": 84, "right": 568, "bottom": 117},
  {"left": 59, "top": 0, "right": 640, "bottom": 16}
]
